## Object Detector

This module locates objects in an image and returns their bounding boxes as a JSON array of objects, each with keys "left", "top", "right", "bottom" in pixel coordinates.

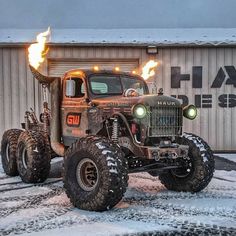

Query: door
[{"left": 61, "top": 76, "right": 89, "bottom": 145}]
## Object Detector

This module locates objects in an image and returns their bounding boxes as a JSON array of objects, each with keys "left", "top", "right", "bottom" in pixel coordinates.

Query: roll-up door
[{"left": 48, "top": 59, "right": 139, "bottom": 76}]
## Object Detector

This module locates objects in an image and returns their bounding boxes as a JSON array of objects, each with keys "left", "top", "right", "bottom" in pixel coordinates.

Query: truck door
[{"left": 61, "top": 77, "right": 89, "bottom": 146}]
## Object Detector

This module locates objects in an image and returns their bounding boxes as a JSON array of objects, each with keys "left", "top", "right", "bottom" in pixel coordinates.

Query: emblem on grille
[{"left": 157, "top": 101, "right": 176, "bottom": 106}]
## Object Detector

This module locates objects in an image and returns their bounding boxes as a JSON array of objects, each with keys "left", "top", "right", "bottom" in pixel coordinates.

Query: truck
[{"left": 1, "top": 65, "right": 215, "bottom": 211}]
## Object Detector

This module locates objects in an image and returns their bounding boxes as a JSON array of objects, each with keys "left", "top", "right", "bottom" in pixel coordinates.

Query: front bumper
[{"left": 145, "top": 144, "right": 189, "bottom": 160}]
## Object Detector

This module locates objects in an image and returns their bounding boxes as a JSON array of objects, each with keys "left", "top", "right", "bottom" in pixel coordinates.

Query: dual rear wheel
[{"left": 1, "top": 129, "right": 51, "bottom": 183}]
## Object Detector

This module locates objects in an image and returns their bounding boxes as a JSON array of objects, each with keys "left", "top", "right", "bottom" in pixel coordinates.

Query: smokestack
[
  {"left": 29, "top": 65, "right": 65, "bottom": 157},
  {"left": 29, "top": 65, "right": 57, "bottom": 84}
]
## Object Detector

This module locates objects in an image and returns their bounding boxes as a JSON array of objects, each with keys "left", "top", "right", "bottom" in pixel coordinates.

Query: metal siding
[
  {"left": 185, "top": 48, "right": 194, "bottom": 133},
  {"left": 155, "top": 47, "right": 236, "bottom": 151},
  {"left": 216, "top": 48, "right": 224, "bottom": 150},
  {"left": 201, "top": 48, "right": 209, "bottom": 144},
  {"left": 11, "top": 49, "right": 19, "bottom": 126},
  {"left": 224, "top": 48, "right": 233, "bottom": 150},
  {"left": 208, "top": 48, "right": 217, "bottom": 149},
  {"left": 0, "top": 48, "right": 40, "bottom": 139},
  {"left": 3, "top": 48, "right": 12, "bottom": 130},
  {"left": 0, "top": 48, "right": 4, "bottom": 131}
]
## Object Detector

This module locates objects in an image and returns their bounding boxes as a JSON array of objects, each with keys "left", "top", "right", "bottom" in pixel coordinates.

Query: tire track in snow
[
  {"left": 0, "top": 207, "right": 75, "bottom": 236},
  {"left": 0, "top": 178, "right": 62, "bottom": 193},
  {"left": 0, "top": 186, "right": 64, "bottom": 218}
]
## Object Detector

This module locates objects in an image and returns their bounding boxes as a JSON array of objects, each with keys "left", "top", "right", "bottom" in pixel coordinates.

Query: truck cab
[{"left": 61, "top": 70, "right": 149, "bottom": 146}]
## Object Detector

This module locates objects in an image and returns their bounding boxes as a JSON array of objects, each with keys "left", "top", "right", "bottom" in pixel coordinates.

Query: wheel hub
[
  {"left": 6, "top": 143, "right": 10, "bottom": 162},
  {"left": 76, "top": 158, "right": 99, "bottom": 191},
  {"left": 171, "top": 156, "right": 193, "bottom": 178},
  {"left": 22, "top": 147, "right": 29, "bottom": 169}
]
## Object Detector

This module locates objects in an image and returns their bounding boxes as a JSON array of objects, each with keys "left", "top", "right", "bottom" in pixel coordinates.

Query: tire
[
  {"left": 17, "top": 131, "right": 51, "bottom": 183},
  {"left": 159, "top": 133, "right": 215, "bottom": 192},
  {"left": 64, "top": 136, "right": 128, "bottom": 211},
  {"left": 1, "top": 129, "right": 23, "bottom": 176}
]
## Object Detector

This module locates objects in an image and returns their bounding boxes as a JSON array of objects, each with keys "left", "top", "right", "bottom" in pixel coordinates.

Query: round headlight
[
  {"left": 132, "top": 104, "right": 147, "bottom": 119},
  {"left": 183, "top": 104, "right": 197, "bottom": 120}
]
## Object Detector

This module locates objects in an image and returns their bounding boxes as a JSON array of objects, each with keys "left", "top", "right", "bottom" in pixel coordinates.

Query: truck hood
[{"left": 92, "top": 94, "right": 182, "bottom": 108}]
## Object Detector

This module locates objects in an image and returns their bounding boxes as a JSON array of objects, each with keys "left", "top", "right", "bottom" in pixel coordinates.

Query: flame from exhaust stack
[
  {"left": 28, "top": 27, "right": 51, "bottom": 69},
  {"left": 141, "top": 60, "right": 158, "bottom": 80}
]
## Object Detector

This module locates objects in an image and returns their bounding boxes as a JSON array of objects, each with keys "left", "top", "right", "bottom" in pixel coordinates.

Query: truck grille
[{"left": 149, "top": 106, "right": 182, "bottom": 137}]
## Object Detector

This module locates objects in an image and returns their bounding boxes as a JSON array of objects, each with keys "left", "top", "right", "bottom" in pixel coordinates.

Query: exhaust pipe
[{"left": 29, "top": 65, "right": 65, "bottom": 157}]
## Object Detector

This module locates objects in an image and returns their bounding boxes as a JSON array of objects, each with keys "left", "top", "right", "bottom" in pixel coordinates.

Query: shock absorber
[{"left": 111, "top": 117, "right": 119, "bottom": 143}]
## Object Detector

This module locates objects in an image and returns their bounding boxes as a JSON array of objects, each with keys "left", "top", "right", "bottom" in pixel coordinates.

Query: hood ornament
[{"left": 158, "top": 88, "right": 164, "bottom": 95}]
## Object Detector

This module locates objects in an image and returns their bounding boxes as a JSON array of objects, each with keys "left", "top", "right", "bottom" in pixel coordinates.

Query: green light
[
  {"left": 188, "top": 108, "right": 197, "bottom": 118},
  {"left": 132, "top": 104, "right": 147, "bottom": 119},
  {"left": 183, "top": 104, "right": 197, "bottom": 120}
]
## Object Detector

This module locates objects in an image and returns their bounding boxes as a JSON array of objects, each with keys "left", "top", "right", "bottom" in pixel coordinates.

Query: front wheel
[
  {"left": 159, "top": 133, "right": 215, "bottom": 192},
  {"left": 64, "top": 136, "right": 128, "bottom": 211}
]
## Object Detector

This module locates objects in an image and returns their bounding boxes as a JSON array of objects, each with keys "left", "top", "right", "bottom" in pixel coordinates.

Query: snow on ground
[
  {"left": 215, "top": 153, "right": 236, "bottom": 163},
  {"left": 0, "top": 157, "right": 236, "bottom": 236}
]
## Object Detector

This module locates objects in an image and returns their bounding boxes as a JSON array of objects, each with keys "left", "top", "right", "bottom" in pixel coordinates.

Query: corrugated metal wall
[
  {"left": 0, "top": 47, "right": 42, "bottom": 137},
  {"left": 0, "top": 46, "right": 235, "bottom": 151},
  {"left": 156, "top": 48, "right": 236, "bottom": 152}
]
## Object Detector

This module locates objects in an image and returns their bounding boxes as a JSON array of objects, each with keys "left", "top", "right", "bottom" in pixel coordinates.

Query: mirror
[{"left": 66, "top": 80, "right": 76, "bottom": 97}]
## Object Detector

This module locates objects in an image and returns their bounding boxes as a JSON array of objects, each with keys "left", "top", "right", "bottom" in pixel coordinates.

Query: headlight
[
  {"left": 132, "top": 104, "right": 147, "bottom": 119},
  {"left": 183, "top": 104, "right": 197, "bottom": 120}
]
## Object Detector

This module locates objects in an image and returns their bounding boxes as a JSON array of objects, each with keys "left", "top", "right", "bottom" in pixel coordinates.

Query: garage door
[{"left": 48, "top": 59, "right": 139, "bottom": 77}]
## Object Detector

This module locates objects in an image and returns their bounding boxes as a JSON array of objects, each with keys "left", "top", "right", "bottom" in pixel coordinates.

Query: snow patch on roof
[{"left": 1, "top": 28, "right": 236, "bottom": 46}]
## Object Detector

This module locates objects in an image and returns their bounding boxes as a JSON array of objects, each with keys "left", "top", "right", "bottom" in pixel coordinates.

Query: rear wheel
[
  {"left": 159, "top": 133, "right": 215, "bottom": 192},
  {"left": 17, "top": 131, "right": 51, "bottom": 183},
  {"left": 64, "top": 136, "right": 128, "bottom": 211},
  {"left": 1, "top": 129, "right": 23, "bottom": 176}
]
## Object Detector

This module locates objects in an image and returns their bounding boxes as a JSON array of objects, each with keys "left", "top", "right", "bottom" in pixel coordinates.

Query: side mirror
[{"left": 66, "top": 80, "right": 75, "bottom": 97}]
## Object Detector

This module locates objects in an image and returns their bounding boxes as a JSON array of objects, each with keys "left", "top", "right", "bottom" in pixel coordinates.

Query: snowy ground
[{"left": 0, "top": 155, "right": 236, "bottom": 236}]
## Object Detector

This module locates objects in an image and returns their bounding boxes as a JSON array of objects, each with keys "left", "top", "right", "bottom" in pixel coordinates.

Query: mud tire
[
  {"left": 1, "top": 129, "right": 23, "bottom": 176},
  {"left": 159, "top": 133, "right": 215, "bottom": 192},
  {"left": 64, "top": 136, "right": 128, "bottom": 211},
  {"left": 17, "top": 131, "right": 51, "bottom": 183}
]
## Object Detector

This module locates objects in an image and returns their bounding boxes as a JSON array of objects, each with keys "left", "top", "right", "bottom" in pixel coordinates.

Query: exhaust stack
[
  {"left": 29, "top": 65, "right": 57, "bottom": 84},
  {"left": 29, "top": 65, "right": 65, "bottom": 157}
]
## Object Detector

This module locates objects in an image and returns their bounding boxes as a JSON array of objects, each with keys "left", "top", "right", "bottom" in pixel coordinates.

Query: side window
[{"left": 66, "top": 78, "right": 85, "bottom": 98}]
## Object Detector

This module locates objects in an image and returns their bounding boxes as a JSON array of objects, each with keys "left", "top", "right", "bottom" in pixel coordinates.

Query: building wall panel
[
  {"left": 156, "top": 48, "right": 236, "bottom": 151},
  {"left": 0, "top": 47, "right": 38, "bottom": 139}
]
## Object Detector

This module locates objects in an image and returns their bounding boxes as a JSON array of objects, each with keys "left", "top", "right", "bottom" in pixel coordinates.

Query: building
[{"left": 0, "top": 0, "right": 236, "bottom": 151}]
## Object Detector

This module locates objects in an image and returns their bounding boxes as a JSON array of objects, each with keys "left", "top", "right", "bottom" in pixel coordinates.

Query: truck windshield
[{"left": 89, "top": 75, "right": 148, "bottom": 96}]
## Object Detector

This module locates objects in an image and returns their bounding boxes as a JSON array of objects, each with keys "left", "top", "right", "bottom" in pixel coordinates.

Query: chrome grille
[{"left": 149, "top": 106, "right": 182, "bottom": 137}]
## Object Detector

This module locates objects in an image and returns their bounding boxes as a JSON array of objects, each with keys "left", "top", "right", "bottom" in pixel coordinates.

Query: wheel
[
  {"left": 1, "top": 129, "right": 23, "bottom": 176},
  {"left": 63, "top": 136, "right": 128, "bottom": 211},
  {"left": 17, "top": 131, "right": 51, "bottom": 183},
  {"left": 159, "top": 133, "right": 215, "bottom": 192}
]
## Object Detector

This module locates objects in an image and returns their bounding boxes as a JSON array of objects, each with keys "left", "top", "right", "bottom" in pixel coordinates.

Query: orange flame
[
  {"left": 141, "top": 60, "right": 158, "bottom": 80},
  {"left": 28, "top": 27, "right": 50, "bottom": 69}
]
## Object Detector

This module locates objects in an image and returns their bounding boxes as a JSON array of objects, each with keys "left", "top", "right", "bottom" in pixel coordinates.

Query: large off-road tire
[
  {"left": 1, "top": 129, "right": 23, "bottom": 176},
  {"left": 159, "top": 133, "right": 215, "bottom": 192},
  {"left": 64, "top": 136, "right": 128, "bottom": 211},
  {"left": 17, "top": 131, "right": 51, "bottom": 183}
]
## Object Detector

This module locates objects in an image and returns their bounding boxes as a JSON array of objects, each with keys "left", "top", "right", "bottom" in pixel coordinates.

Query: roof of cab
[{"left": 63, "top": 69, "right": 145, "bottom": 81}]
